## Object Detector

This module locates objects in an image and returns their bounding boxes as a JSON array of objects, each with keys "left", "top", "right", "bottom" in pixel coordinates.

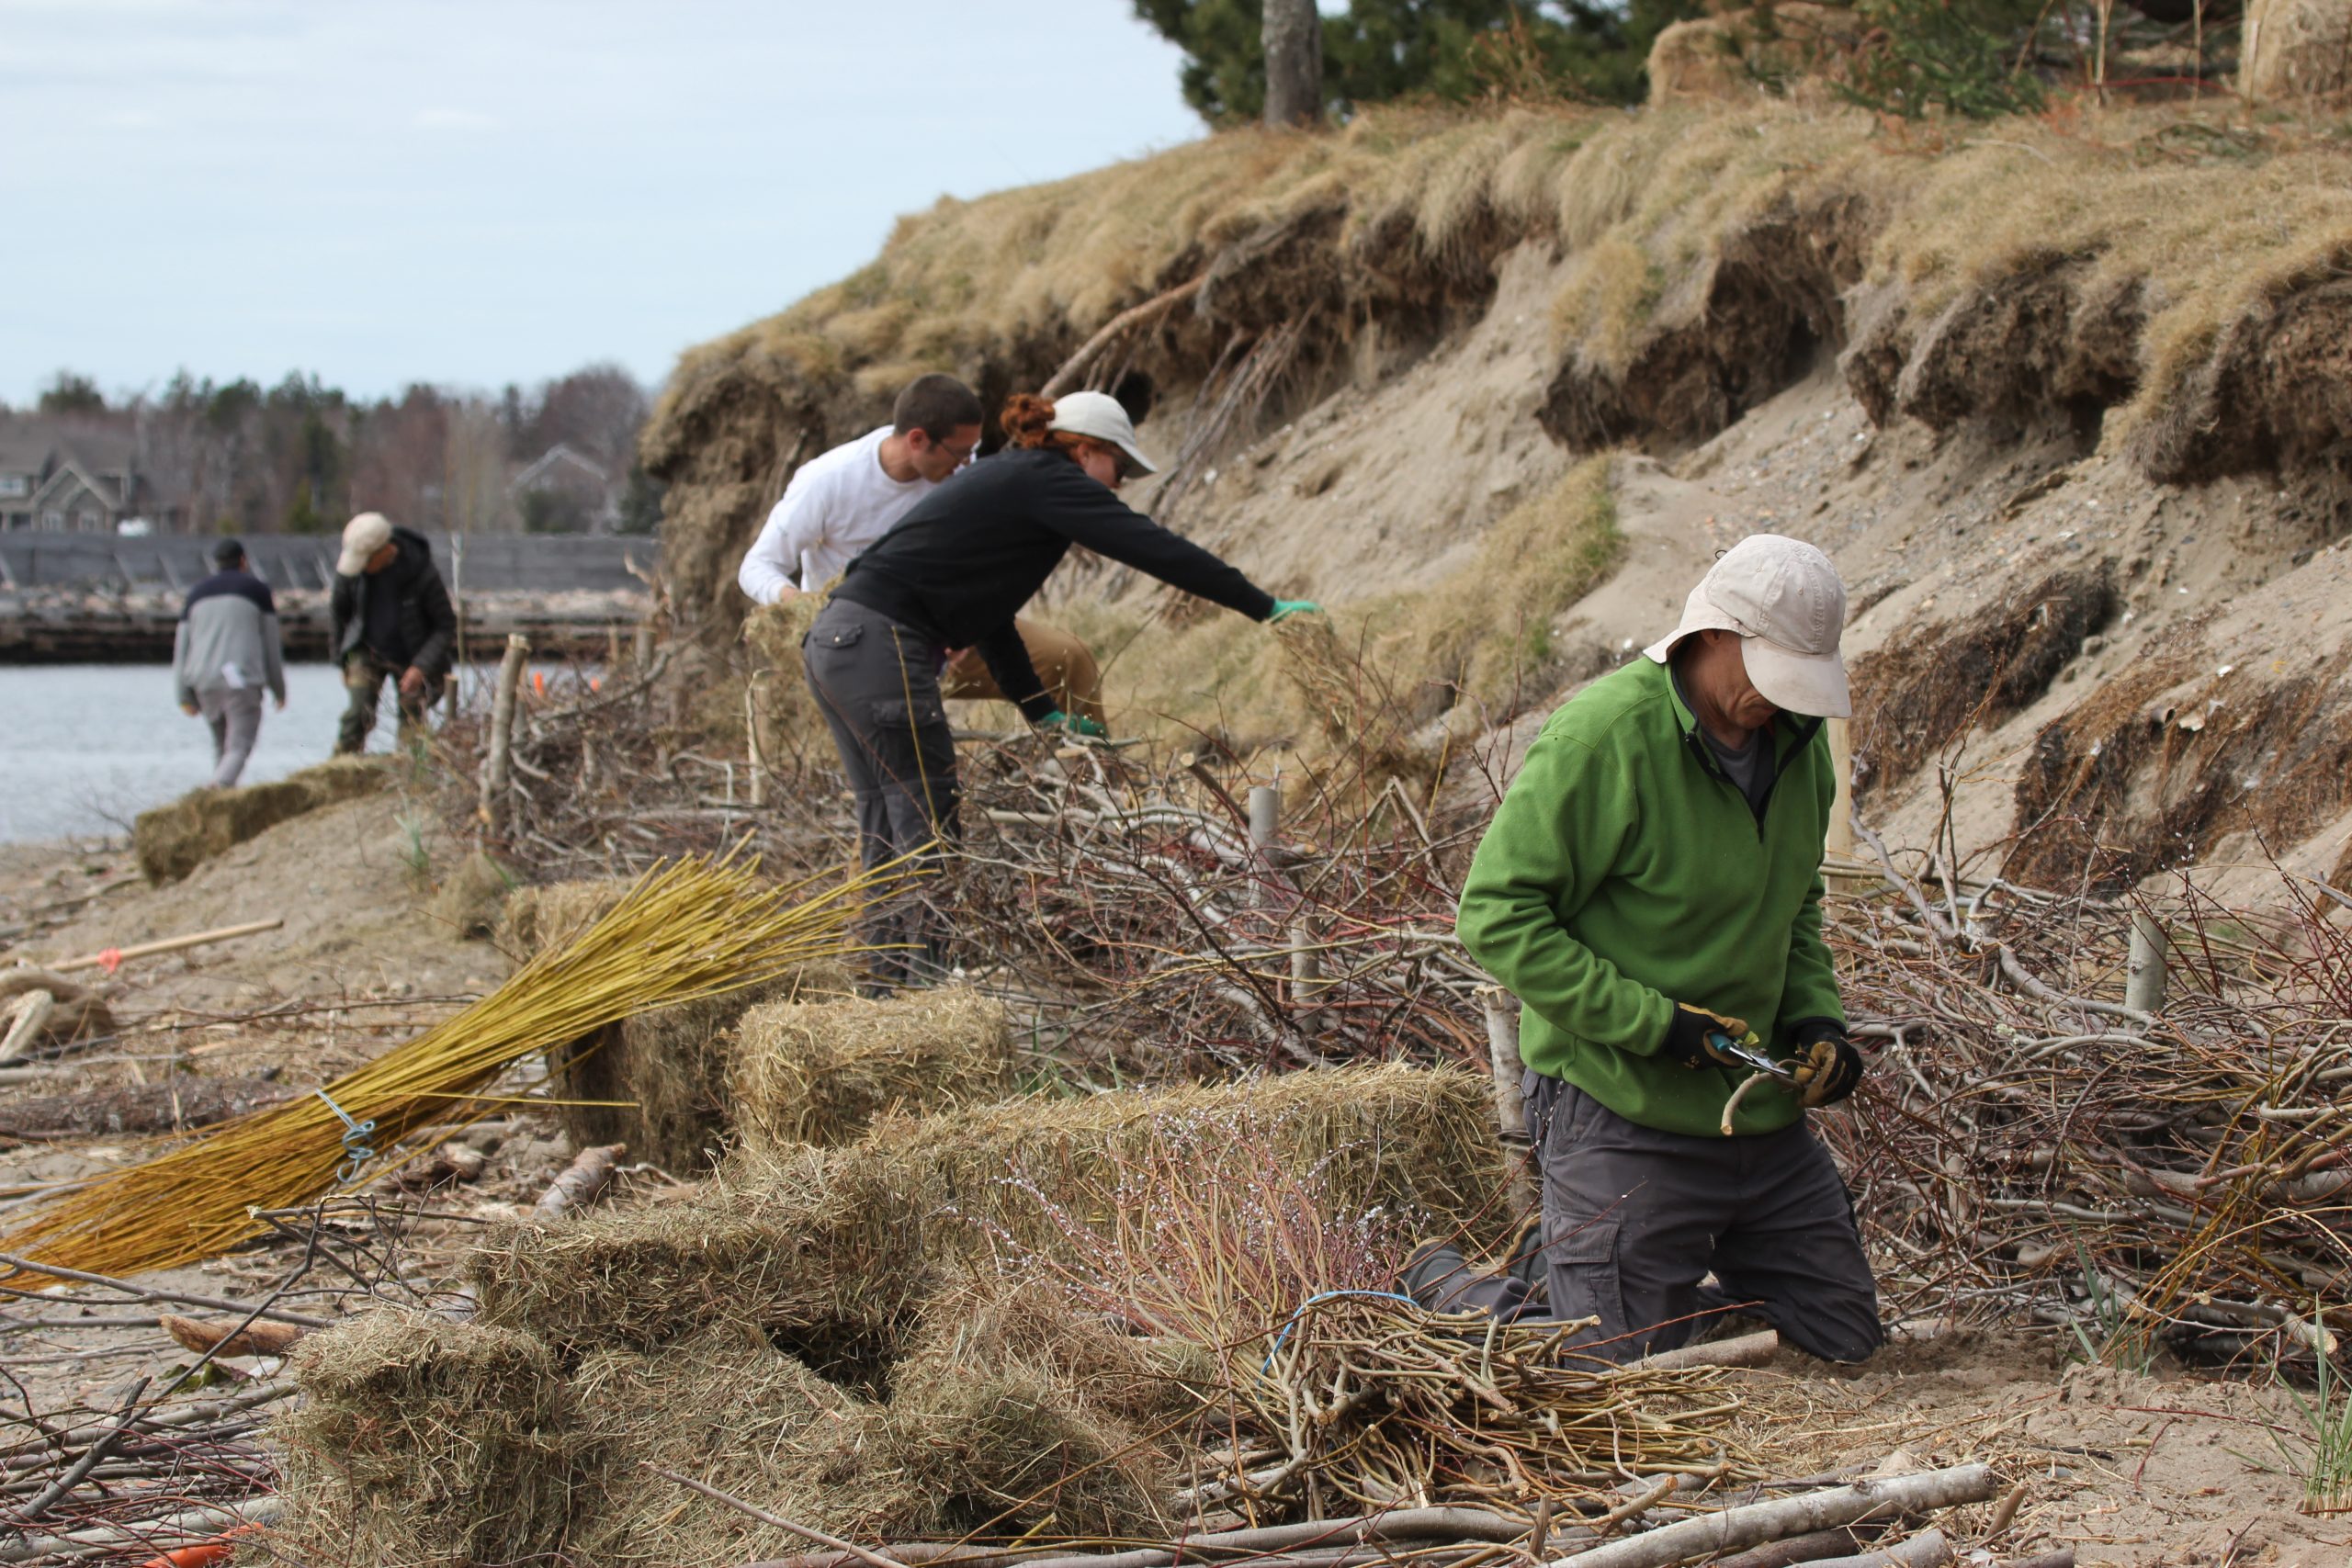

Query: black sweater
[{"left": 831, "top": 447, "right": 1276, "bottom": 719}]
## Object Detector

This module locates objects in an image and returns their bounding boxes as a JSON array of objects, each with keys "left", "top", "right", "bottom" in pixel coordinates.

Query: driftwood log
[
  {"left": 1547, "top": 1466, "right": 1998, "bottom": 1568},
  {"left": 0, "top": 966, "right": 113, "bottom": 1058},
  {"left": 536, "top": 1141, "right": 625, "bottom": 1216},
  {"left": 159, "top": 1313, "right": 308, "bottom": 1359},
  {"left": 0, "top": 1078, "right": 288, "bottom": 1141}
]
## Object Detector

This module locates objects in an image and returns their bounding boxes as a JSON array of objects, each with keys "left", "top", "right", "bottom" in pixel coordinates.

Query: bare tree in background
[{"left": 1262, "top": 0, "right": 1323, "bottom": 127}]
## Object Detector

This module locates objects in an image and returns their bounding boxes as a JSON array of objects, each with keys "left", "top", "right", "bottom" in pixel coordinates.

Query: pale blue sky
[{"left": 0, "top": 0, "right": 1204, "bottom": 405}]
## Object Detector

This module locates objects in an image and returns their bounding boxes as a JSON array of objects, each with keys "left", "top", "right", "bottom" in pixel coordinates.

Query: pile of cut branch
[
  {"left": 951, "top": 736, "right": 1488, "bottom": 1080},
  {"left": 1825, "top": 843, "right": 2352, "bottom": 1365}
]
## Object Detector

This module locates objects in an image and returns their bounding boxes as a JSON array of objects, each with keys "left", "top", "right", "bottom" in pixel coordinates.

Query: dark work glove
[
  {"left": 1789, "top": 1019, "right": 1864, "bottom": 1107},
  {"left": 1662, "top": 1002, "right": 1751, "bottom": 1070}
]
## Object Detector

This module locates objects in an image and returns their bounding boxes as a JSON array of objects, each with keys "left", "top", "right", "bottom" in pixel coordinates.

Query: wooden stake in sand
[{"left": 481, "top": 633, "right": 531, "bottom": 839}]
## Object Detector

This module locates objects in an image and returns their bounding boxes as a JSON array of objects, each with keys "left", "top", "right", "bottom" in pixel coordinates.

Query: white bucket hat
[
  {"left": 1047, "top": 390, "right": 1158, "bottom": 476},
  {"left": 1642, "top": 534, "right": 1851, "bottom": 718},
  {"left": 337, "top": 511, "right": 394, "bottom": 576}
]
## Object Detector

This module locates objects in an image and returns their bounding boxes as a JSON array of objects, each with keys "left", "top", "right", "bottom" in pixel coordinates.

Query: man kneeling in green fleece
[{"left": 1410, "top": 534, "right": 1880, "bottom": 1364}]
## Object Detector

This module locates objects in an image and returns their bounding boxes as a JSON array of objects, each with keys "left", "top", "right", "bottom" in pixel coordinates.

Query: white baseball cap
[
  {"left": 337, "top": 512, "right": 394, "bottom": 576},
  {"left": 1642, "top": 534, "right": 1851, "bottom": 718},
  {"left": 1047, "top": 390, "right": 1158, "bottom": 476}
]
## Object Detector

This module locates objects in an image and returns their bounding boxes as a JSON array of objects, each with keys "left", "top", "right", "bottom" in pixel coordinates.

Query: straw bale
[
  {"left": 818, "top": 1062, "right": 1515, "bottom": 1267},
  {"left": 470, "top": 1152, "right": 928, "bottom": 1373},
  {"left": 131, "top": 756, "right": 391, "bottom": 885},
  {"left": 550, "top": 963, "right": 857, "bottom": 1172},
  {"left": 495, "top": 875, "right": 633, "bottom": 958},
  {"left": 867, "top": 1363, "right": 1166, "bottom": 1538},
  {"left": 893, "top": 1275, "right": 1206, "bottom": 1434},
  {"left": 2243, "top": 0, "right": 2352, "bottom": 102},
  {"left": 425, "top": 849, "right": 514, "bottom": 940},
  {"left": 730, "top": 985, "right": 1018, "bottom": 1155},
  {"left": 274, "top": 1309, "right": 571, "bottom": 1568},
  {"left": 565, "top": 1323, "right": 869, "bottom": 1568}
]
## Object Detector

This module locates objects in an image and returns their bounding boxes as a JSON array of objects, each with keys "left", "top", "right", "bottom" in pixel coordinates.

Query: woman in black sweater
[{"left": 803, "top": 389, "right": 1317, "bottom": 989}]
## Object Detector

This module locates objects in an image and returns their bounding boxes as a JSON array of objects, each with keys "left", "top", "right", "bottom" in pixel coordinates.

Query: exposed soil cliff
[{"left": 644, "top": 95, "right": 2352, "bottom": 890}]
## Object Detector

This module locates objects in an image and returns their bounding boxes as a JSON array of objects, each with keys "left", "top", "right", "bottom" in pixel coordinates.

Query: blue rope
[{"left": 1261, "top": 1289, "right": 1419, "bottom": 1371}]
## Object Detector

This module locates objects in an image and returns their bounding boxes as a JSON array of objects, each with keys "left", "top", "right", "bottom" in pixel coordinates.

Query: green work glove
[
  {"left": 1037, "top": 707, "right": 1109, "bottom": 740},
  {"left": 1662, "top": 1002, "right": 1752, "bottom": 1070},
  {"left": 1269, "top": 600, "right": 1323, "bottom": 624}
]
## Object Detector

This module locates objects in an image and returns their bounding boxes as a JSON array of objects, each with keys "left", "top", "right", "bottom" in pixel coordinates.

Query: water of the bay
[{"left": 0, "top": 664, "right": 433, "bottom": 843}]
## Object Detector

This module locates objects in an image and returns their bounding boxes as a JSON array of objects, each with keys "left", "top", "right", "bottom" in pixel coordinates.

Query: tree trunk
[{"left": 1262, "top": 0, "right": 1323, "bottom": 128}]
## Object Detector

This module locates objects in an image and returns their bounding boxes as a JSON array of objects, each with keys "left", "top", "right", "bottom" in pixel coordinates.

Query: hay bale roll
[
  {"left": 274, "top": 1310, "right": 572, "bottom": 1568},
  {"left": 131, "top": 755, "right": 390, "bottom": 885},
  {"left": 470, "top": 1152, "right": 927, "bottom": 1365},
  {"left": 821, "top": 1062, "right": 1517, "bottom": 1268},
  {"left": 2243, "top": 0, "right": 2352, "bottom": 101},
  {"left": 1645, "top": 3, "right": 1859, "bottom": 105},
  {"left": 565, "top": 1323, "right": 867, "bottom": 1568},
  {"left": 730, "top": 985, "right": 1017, "bottom": 1154}
]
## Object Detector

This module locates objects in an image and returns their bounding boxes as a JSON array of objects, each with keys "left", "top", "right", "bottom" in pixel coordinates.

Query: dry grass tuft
[
  {"left": 425, "top": 848, "right": 514, "bottom": 940},
  {"left": 730, "top": 985, "right": 1018, "bottom": 1155},
  {"left": 275, "top": 1309, "right": 571, "bottom": 1568},
  {"left": 1408, "top": 454, "right": 1623, "bottom": 720},
  {"left": 131, "top": 756, "right": 392, "bottom": 885}
]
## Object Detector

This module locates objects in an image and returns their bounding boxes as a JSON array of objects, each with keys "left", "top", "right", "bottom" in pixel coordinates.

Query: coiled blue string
[
  {"left": 1261, "top": 1289, "right": 1419, "bottom": 1371},
  {"left": 312, "top": 1088, "right": 379, "bottom": 1185}
]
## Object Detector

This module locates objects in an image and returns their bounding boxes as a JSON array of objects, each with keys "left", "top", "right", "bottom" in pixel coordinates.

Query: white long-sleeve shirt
[{"left": 736, "top": 425, "right": 936, "bottom": 604}]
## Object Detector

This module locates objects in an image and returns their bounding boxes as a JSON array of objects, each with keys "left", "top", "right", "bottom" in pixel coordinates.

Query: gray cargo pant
[
  {"left": 1414, "top": 1076, "right": 1882, "bottom": 1364},
  {"left": 802, "top": 597, "right": 957, "bottom": 987},
  {"left": 198, "top": 686, "right": 266, "bottom": 789}
]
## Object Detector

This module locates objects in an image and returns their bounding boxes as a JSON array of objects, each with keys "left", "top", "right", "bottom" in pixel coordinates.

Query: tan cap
[
  {"left": 1642, "top": 534, "right": 1850, "bottom": 718},
  {"left": 1047, "top": 390, "right": 1158, "bottom": 476},
  {"left": 337, "top": 512, "right": 394, "bottom": 576}
]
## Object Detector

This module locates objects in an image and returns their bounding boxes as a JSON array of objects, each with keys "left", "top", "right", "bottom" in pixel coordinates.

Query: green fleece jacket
[{"left": 1455, "top": 655, "right": 1845, "bottom": 1137}]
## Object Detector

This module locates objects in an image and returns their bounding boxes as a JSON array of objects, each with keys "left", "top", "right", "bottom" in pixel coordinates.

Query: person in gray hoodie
[{"left": 174, "top": 538, "right": 288, "bottom": 788}]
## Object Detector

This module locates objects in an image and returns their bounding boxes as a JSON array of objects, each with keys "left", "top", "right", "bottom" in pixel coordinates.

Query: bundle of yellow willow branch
[{"left": 0, "top": 852, "right": 906, "bottom": 1281}]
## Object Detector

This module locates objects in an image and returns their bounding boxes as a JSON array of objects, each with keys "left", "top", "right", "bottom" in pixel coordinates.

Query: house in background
[
  {"left": 0, "top": 420, "right": 184, "bottom": 534},
  {"left": 508, "top": 442, "right": 618, "bottom": 534}
]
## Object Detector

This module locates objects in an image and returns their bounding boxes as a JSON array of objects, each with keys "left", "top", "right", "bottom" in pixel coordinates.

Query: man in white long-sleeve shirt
[
  {"left": 737, "top": 373, "right": 1108, "bottom": 720},
  {"left": 737, "top": 375, "right": 984, "bottom": 605}
]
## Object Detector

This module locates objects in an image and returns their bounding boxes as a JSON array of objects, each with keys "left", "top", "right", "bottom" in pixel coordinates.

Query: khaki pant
[
  {"left": 338, "top": 652, "right": 441, "bottom": 755},
  {"left": 940, "top": 617, "right": 1104, "bottom": 724}
]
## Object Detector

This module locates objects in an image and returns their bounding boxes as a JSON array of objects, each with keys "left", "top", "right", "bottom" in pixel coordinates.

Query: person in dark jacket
[
  {"left": 174, "top": 537, "right": 288, "bottom": 788},
  {"left": 806, "top": 389, "right": 1318, "bottom": 990},
  {"left": 328, "top": 512, "right": 457, "bottom": 754}
]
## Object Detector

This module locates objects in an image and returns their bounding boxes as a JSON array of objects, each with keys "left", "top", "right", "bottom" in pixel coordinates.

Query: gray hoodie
[{"left": 174, "top": 568, "right": 288, "bottom": 708}]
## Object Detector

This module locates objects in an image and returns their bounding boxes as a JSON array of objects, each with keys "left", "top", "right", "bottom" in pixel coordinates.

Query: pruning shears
[{"left": 1707, "top": 1029, "right": 1796, "bottom": 1086}]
